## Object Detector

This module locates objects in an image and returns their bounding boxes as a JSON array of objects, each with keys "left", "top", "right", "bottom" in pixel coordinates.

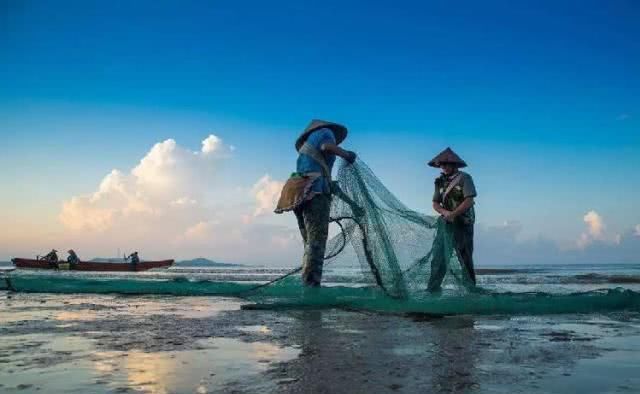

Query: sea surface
[
  {"left": 2, "top": 262, "right": 640, "bottom": 315},
  {"left": 3, "top": 262, "right": 640, "bottom": 290}
]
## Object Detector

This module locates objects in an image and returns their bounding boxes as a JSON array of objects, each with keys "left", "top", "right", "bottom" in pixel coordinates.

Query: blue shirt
[{"left": 296, "top": 128, "right": 336, "bottom": 194}]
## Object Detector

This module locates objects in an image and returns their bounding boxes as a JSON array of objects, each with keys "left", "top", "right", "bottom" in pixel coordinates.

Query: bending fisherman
[
  {"left": 41, "top": 249, "right": 58, "bottom": 262},
  {"left": 40, "top": 249, "right": 59, "bottom": 268},
  {"left": 275, "top": 119, "right": 357, "bottom": 287},
  {"left": 428, "top": 147, "right": 478, "bottom": 290}
]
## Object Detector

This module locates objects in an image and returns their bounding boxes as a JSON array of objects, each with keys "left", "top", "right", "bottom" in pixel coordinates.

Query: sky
[{"left": 1, "top": 0, "right": 639, "bottom": 265}]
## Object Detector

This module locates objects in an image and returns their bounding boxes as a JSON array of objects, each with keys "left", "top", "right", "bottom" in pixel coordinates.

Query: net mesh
[{"left": 323, "top": 159, "right": 474, "bottom": 298}]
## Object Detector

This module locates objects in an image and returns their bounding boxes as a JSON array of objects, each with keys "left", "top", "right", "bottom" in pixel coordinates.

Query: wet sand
[{"left": 1, "top": 291, "right": 639, "bottom": 393}]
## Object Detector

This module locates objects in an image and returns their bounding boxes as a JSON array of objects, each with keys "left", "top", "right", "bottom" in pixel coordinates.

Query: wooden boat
[{"left": 11, "top": 258, "right": 174, "bottom": 272}]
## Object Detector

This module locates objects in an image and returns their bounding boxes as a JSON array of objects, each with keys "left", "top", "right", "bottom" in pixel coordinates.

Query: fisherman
[
  {"left": 42, "top": 249, "right": 58, "bottom": 262},
  {"left": 39, "top": 249, "right": 59, "bottom": 268},
  {"left": 428, "top": 147, "right": 478, "bottom": 290},
  {"left": 275, "top": 119, "right": 358, "bottom": 287},
  {"left": 67, "top": 249, "right": 80, "bottom": 269},
  {"left": 127, "top": 251, "right": 140, "bottom": 270},
  {"left": 41, "top": 249, "right": 59, "bottom": 263}
]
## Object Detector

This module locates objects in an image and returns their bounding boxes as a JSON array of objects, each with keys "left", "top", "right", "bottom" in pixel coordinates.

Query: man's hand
[{"left": 441, "top": 210, "right": 456, "bottom": 223}]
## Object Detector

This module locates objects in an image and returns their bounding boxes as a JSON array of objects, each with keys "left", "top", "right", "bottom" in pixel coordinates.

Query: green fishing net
[{"left": 322, "top": 159, "right": 474, "bottom": 299}]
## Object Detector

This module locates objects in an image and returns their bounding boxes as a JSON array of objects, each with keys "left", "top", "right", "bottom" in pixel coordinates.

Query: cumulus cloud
[
  {"left": 635, "top": 224, "right": 640, "bottom": 237},
  {"left": 53, "top": 135, "right": 302, "bottom": 264},
  {"left": 577, "top": 210, "right": 605, "bottom": 248},
  {"left": 251, "top": 175, "right": 284, "bottom": 217},
  {"left": 59, "top": 135, "right": 228, "bottom": 232},
  {"left": 584, "top": 211, "right": 604, "bottom": 237}
]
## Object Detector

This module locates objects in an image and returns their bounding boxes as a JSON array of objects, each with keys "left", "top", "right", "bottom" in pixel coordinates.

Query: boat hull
[{"left": 11, "top": 258, "right": 173, "bottom": 272}]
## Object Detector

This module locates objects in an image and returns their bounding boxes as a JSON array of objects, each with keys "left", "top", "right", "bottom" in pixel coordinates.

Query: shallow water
[
  {"left": 1, "top": 292, "right": 639, "bottom": 393},
  {"left": 2, "top": 262, "right": 640, "bottom": 392},
  {"left": 2, "top": 264, "right": 640, "bottom": 316}
]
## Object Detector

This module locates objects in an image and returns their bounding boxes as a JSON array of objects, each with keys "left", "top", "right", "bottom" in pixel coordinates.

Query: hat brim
[
  {"left": 427, "top": 160, "right": 467, "bottom": 168},
  {"left": 295, "top": 123, "right": 348, "bottom": 151}
]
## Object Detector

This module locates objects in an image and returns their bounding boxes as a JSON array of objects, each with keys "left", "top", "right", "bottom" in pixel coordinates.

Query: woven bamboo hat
[
  {"left": 428, "top": 147, "right": 467, "bottom": 168},
  {"left": 295, "top": 119, "right": 348, "bottom": 151}
]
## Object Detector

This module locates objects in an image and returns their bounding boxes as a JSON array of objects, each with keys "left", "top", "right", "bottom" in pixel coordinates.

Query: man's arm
[
  {"left": 321, "top": 143, "right": 357, "bottom": 163},
  {"left": 442, "top": 197, "right": 474, "bottom": 222},
  {"left": 432, "top": 201, "right": 449, "bottom": 216}
]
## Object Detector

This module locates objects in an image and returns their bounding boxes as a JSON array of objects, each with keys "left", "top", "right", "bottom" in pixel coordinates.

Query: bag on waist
[{"left": 274, "top": 173, "right": 321, "bottom": 214}]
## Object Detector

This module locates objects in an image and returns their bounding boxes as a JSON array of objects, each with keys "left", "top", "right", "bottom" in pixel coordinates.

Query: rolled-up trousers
[{"left": 294, "top": 194, "right": 331, "bottom": 287}]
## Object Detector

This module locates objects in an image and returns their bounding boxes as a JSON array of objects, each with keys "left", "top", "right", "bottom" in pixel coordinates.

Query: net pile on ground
[{"left": 318, "top": 159, "right": 473, "bottom": 299}]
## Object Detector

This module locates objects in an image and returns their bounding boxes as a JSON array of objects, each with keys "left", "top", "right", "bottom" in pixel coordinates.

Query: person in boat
[
  {"left": 39, "top": 249, "right": 59, "bottom": 268},
  {"left": 67, "top": 249, "right": 80, "bottom": 268},
  {"left": 41, "top": 249, "right": 59, "bottom": 263},
  {"left": 428, "top": 147, "right": 478, "bottom": 291},
  {"left": 127, "top": 251, "right": 140, "bottom": 268},
  {"left": 275, "top": 119, "right": 359, "bottom": 287}
]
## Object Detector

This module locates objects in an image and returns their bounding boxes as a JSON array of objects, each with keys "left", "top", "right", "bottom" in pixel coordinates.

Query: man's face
[{"left": 440, "top": 163, "right": 457, "bottom": 175}]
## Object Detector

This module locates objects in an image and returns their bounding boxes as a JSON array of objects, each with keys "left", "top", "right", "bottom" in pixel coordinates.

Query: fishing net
[{"left": 321, "top": 159, "right": 475, "bottom": 299}]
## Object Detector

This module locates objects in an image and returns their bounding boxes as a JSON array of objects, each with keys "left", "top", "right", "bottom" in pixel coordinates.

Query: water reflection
[
  {"left": 88, "top": 338, "right": 298, "bottom": 393},
  {"left": 430, "top": 317, "right": 479, "bottom": 392}
]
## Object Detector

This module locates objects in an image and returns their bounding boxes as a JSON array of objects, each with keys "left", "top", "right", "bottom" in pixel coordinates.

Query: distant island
[{"left": 174, "top": 258, "right": 242, "bottom": 267}]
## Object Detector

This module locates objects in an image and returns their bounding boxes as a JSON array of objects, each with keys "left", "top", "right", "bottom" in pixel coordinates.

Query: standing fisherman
[
  {"left": 275, "top": 120, "right": 357, "bottom": 287},
  {"left": 428, "top": 147, "right": 478, "bottom": 290}
]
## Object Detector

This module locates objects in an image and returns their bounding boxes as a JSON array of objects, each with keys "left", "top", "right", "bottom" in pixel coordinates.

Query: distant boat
[{"left": 11, "top": 258, "right": 173, "bottom": 272}]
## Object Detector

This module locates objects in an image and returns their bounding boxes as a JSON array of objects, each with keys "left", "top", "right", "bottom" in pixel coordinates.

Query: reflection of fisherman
[
  {"left": 428, "top": 148, "right": 477, "bottom": 290},
  {"left": 127, "top": 251, "right": 140, "bottom": 270},
  {"left": 275, "top": 120, "right": 358, "bottom": 287},
  {"left": 66, "top": 249, "right": 80, "bottom": 268}
]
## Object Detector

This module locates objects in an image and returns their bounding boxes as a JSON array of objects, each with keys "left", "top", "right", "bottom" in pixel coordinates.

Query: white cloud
[
  {"left": 53, "top": 135, "right": 304, "bottom": 264},
  {"left": 182, "top": 220, "right": 219, "bottom": 241},
  {"left": 59, "top": 135, "right": 228, "bottom": 232},
  {"left": 251, "top": 175, "right": 284, "bottom": 217},
  {"left": 584, "top": 211, "right": 604, "bottom": 237},
  {"left": 577, "top": 210, "right": 605, "bottom": 248},
  {"left": 635, "top": 224, "right": 640, "bottom": 237},
  {"left": 201, "top": 134, "right": 223, "bottom": 155},
  {"left": 130, "top": 136, "right": 227, "bottom": 200},
  {"left": 171, "top": 197, "right": 197, "bottom": 206}
]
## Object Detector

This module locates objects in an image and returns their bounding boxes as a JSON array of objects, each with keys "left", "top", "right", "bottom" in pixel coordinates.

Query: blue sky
[{"left": 1, "top": 1, "right": 639, "bottom": 263}]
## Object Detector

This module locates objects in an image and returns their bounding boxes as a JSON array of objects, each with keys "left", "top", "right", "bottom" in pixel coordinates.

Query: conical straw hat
[
  {"left": 295, "top": 119, "right": 348, "bottom": 151},
  {"left": 428, "top": 147, "right": 467, "bottom": 168}
]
